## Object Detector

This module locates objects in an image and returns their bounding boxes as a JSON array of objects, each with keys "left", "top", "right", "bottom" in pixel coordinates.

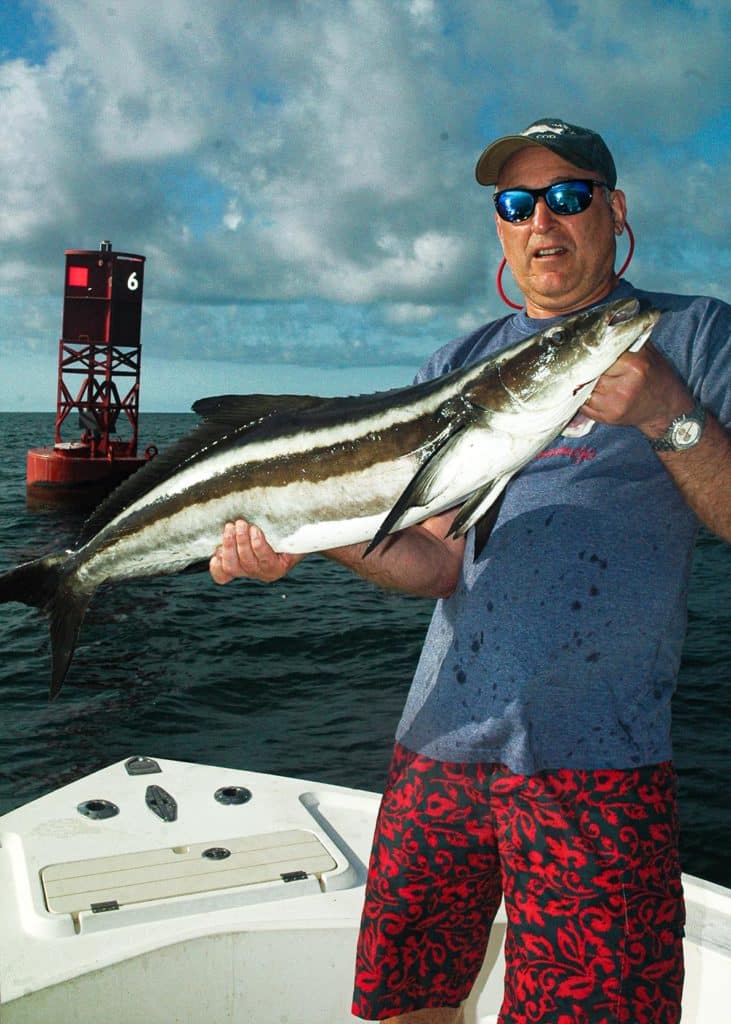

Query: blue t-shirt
[{"left": 395, "top": 280, "right": 731, "bottom": 773}]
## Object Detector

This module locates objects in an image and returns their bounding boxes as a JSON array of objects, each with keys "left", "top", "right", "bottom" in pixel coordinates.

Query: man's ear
[
  {"left": 494, "top": 211, "right": 507, "bottom": 249},
  {"left": 611, "top": 189, "right": 627, "bottom": 235}
]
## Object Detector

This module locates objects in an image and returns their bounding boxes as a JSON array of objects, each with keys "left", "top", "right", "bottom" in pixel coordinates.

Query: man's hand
[
  {"left": 209, "top": 508, "right": 466, "bottom": 598},
  {"left": 582, "top": 342, "right": 731, "bottom": 542},
  {"left": 209, "top": 520, "right": 302, "bottom": 584},
  {"left": 581, "top": 342, "right": 693, "bottom": 438}
]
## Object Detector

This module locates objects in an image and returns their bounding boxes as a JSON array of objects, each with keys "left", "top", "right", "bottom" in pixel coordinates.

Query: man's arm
[
  {"left": 582, "top": 343, "right": 731, "bottom": 542},
  {"left": 209, "top": 508, "right": 466, "bottom": 599}
]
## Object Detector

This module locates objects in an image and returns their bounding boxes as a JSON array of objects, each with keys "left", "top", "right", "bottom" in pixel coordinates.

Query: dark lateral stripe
[
  {"left": 78, "top": 371, "right": 474, "bottom": 547},
  {"left": 82, "top": 399, "right": 461, "bottom": 561}
]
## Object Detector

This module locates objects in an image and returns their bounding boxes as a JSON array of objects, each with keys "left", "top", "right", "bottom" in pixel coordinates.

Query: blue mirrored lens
[
  {"left": 496, "top": 191, "right": 535, "bottom": 222},
  {"left": 545, "top": 181, "right": 593, "bottom": 215},
  {"left": 494, "top": 180, "right": 597, "bottom": 223}
]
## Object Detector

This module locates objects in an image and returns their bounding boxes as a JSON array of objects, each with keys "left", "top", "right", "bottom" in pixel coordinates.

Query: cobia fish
[{"left": 0, "top": 297, "right": 659, "bottom": 697}]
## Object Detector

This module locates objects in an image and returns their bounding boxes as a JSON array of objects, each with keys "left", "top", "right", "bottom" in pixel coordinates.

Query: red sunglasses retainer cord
[{"left": 496, "top": 221, "right": 636, "bottom": 310}]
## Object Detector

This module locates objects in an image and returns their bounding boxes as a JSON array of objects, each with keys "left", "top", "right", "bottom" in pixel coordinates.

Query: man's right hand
[
  {"left": 210, "top": 507, "right": 465, "bottom": 598},
  {"left": 209, "top": 519, "right": 303, "bottom": 585}
]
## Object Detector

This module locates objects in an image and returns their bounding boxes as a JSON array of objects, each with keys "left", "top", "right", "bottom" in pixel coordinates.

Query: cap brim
[{"left": 475, "top": 136, "right": 544, "bottom": 186}]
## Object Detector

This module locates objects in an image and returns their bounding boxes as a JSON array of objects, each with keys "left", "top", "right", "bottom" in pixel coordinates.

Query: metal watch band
[{"left": 649, "top": 401, "right": 706, "bottom": 452}]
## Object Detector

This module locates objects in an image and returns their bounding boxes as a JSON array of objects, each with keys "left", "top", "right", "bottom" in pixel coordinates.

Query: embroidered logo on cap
[{"left": 523, "top": 120, "right": 579, "bottom": 140}]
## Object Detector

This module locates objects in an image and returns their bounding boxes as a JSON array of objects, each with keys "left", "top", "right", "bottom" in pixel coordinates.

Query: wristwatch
[{"left": 649, "top": 401, "right": 706, "bottom": 452}]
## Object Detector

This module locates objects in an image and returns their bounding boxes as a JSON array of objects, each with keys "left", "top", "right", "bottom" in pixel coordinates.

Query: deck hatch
[{"left": 40, "top": 828, "right": 336, "bottom": 915}]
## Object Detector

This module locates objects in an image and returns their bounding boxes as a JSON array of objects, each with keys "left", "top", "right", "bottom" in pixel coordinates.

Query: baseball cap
[{"left": 475, "top": 118, "right": 617, "bottom": 189}]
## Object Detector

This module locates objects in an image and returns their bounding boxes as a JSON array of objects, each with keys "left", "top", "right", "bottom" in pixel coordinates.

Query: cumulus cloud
[{"left": 0, "top": 0, "right": 729, "bottom": 403}]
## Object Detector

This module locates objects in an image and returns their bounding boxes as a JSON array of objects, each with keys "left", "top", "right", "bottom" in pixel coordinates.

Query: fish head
[
  {"left": 570, "top": 297, "right": 661, "bottom": 360},
  {"left": 490, "top": 298, "right": 661, "bottom": 409}
]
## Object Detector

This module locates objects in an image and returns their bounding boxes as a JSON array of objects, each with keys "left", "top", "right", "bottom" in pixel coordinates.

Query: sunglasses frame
[{"left": 493, "top": 178, "right": 610, "bottom": 223}]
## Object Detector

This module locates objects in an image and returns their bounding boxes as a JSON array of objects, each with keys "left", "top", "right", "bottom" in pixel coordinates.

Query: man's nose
[{"left": 530, "top": 196, "right": 560, "bottom": 231}]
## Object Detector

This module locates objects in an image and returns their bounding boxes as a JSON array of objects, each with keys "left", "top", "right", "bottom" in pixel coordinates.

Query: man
[{"left": 210, "top": 120, "right": 731, "bottom": 1023}]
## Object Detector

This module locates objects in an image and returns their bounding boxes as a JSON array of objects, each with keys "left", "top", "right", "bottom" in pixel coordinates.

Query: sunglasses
[{"left": 493, "top": 179, "right": 610, "bottom": 223}]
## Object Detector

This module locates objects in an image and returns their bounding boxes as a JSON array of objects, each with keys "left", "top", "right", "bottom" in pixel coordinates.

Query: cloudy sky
[{"left": 1, "top": 0, "right": 729, "bottom": 413}]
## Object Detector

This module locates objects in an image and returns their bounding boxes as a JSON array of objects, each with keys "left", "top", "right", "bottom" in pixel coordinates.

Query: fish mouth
[{"left": 607, "top": 298, "right": 640, "bottom": 325}]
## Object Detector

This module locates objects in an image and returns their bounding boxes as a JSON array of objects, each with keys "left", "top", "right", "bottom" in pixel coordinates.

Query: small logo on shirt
[{"left": 535, "top": 444, "right": 596, "bottom": 464}]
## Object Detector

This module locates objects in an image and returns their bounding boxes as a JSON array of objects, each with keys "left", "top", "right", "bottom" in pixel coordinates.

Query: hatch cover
[{"left": 40, "top": 829, "right": 336, "bottom": 915}]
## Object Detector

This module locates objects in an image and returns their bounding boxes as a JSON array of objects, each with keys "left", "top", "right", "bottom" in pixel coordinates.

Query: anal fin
[
  {"left": 472, "top": 492, "right": 506, "bottom": 560},
  {"left": 447, "top": 474, "right": 513, "bottom": 559}
]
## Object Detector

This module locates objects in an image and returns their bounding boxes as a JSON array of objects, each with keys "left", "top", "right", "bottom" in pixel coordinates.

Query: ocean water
[{"left": 0, "top": 412, "right": 729, "bottom": 887}]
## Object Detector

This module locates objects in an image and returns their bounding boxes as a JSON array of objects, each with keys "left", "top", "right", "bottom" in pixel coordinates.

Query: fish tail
[
  {"left": 0, "top": 554, "right": 65, "bottom": 609},
  {"left": 0, "top": 555, "right": 92, "bottom": 699}
]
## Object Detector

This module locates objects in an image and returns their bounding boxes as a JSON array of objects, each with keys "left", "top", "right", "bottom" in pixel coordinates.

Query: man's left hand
[{"left": 581, "top": 343, "right": 694, "bottom": 439}]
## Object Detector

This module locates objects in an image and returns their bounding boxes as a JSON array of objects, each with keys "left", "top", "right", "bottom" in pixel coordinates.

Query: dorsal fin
[{"left": 191, "top": 393, "right": 330, "bottom": 426}]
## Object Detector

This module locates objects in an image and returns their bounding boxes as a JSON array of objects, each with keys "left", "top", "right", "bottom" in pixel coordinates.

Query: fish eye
[{"left": 543, "top": 328, "right": 566, "bottom": 346}]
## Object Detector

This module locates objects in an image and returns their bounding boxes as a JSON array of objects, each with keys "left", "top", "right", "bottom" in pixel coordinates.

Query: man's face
[{"left": 494, "top": 147, "right": 627, "bottom": 318}]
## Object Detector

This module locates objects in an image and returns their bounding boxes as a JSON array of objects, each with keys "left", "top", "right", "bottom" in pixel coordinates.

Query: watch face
[{"left": 671, "top": 419, "right": 702, "bottom": 448}]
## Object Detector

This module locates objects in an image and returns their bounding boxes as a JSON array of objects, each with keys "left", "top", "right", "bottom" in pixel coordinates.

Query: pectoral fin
[{"left": 363, "top": 424, "right": 468, "bottom": 556}]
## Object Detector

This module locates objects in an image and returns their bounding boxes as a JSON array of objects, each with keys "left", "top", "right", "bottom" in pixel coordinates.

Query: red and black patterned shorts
[{"left": 352, "top": 743, "right": 684, "bottom": 1023}]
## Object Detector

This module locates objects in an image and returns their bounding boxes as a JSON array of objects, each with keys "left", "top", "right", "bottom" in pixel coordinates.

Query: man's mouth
[{"left": 534, "top": 246, "right": 567, "bottom": 258}]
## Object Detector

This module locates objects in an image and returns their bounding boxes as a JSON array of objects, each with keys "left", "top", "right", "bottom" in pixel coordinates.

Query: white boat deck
[{"left": 0, "top": 756, "right": 728, "bottom": 1022}]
